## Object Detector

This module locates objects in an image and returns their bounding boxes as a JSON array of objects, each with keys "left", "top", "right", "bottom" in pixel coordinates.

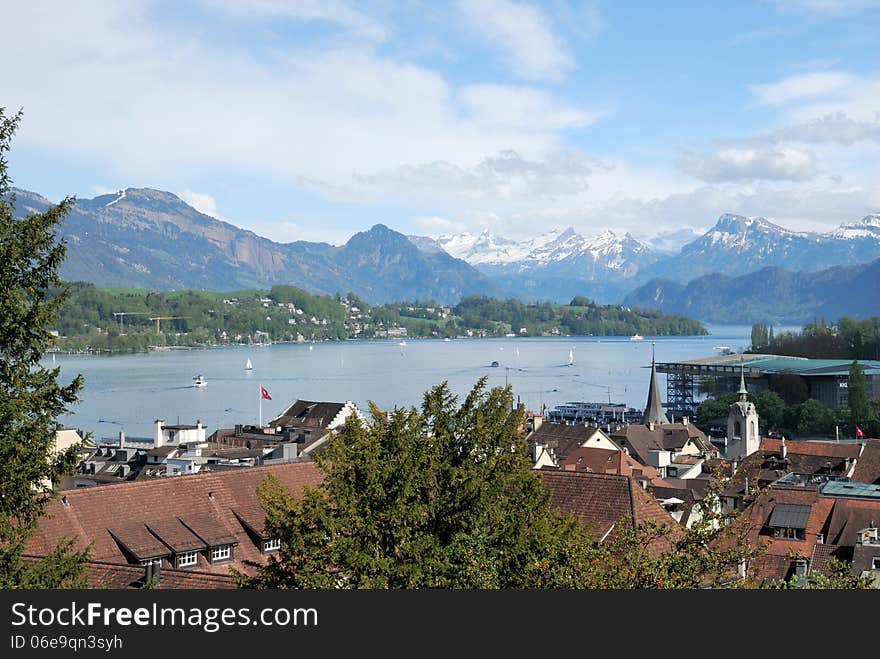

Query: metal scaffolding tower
[{"left": 665, "top": 370, "right": 695, "bottom": 422}]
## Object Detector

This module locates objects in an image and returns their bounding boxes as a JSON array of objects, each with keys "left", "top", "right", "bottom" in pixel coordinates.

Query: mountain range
[
  {"left": 416, "top": 212, "right": 880, "bottom": 303},
  {"left": 621, "top": 257, "right": 880, "bottom": 324},
  {"left": 10, "top": 187, "right": 500, "bottom": 305},
  {"left": 8, "top": 185, "right": 880, "bottom": 318}
]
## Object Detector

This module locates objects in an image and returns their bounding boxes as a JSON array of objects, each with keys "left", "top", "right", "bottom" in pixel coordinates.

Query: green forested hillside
[{"left": 51, "top": 285, "right": 706, "bottom": 354}]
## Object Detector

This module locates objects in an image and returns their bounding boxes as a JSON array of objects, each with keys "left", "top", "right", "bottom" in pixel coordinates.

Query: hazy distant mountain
[
  {"left": 9, "top": 188, "right": 498, "bottom": 305},
  {"left": 622, "top": 257, "right": 880, "bottom": 324}
]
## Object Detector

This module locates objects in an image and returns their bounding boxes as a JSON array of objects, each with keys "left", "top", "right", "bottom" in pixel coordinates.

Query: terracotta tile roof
[
  {"left": 746, "top": 553, "right": 797, "bottom": 585},
  {"left": 609, "top": 422, "right": 711, "bottom": 465},
  {"left": 540, "top": 471, "right": 677, "bottom": 554},
  {"left": 824, "top": 499, "right": 880, "bottom": 546},
  {"left": 851, "top": 544, "right": 880, "bottom": 574},
  {"left": 809, "top": 543, "right": 852, "bottom": 577},
  {"left": 23, "top": 556, "right": 238, "bottom": 589},
  {"left": 145, "top": 519, "right": 207, "bottom": 553},
  {"left": 662, "top": 477, "right": 711, "bottom": 501},
  {"left": 741, "top": 487, "right": 836, "bottom": 563},
  {"left": 529, "top": 424, "right": 612, "bottom": 461},
  {"left": 558, "top": 447, "right": 664, "bottom": 484},
  {"left": 27, "top": 462, "right": 323, "bottom": 578},
  {"left": 271, "top": 400, "right": 346, "bottom": 429},
  {"left": 759, "top": 438, "right": 861, "bottom": 459},
  {"left": 852, "top": 439, "right": 880, "bottom": 484},
  {"left": 725, "top": 448, "right": 853, "bottom": 497},
  {"left": 179, "top": 514, "right": 239, "bottom": 547},
  {"left": 107, "top": 523, "right": 171, "bottom": 561}
]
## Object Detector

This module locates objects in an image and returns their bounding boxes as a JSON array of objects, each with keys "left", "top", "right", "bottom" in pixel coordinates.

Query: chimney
[
  {"left": 744, "top": 477, "right": 749, "bottom": 496},
  {"left": 681, "top": 416, "right": 689, "bottom": 426},
  {"left": 648, "top": 422, "right": 655, "bottom": 432},
  {"left": 732, "top": 459, "right": 738, "bottom": 474},
  {"left": 780, "top": 437, "right": 787, "bottom": 460},
  {"left": 154, "top": 419, "right": 165, "bottom": 448},
  {"left": 118, "top": 429, "right": 125, "bottom": 449}
]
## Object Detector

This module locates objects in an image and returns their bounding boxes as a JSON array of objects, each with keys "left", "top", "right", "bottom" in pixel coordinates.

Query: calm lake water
[{"left": 46, "top": 325, "right": 785, "bottom": 440}]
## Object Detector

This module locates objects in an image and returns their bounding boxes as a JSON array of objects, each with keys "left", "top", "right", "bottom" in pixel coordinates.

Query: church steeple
[
  {"left": 642, "top": 341, "right": 669, "bottom": 425},
  {"left": 738, "top": 356, "right": 748, "bottom": 401}
]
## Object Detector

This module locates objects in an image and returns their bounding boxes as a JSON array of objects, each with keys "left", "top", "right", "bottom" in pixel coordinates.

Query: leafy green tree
[
  {"left": 0, "top": 109, "right": 89, "bottom": 588},
  {"left": 772, "top": 557, "right": 874, "bottom": 589},
  {"left": 848, "top": 360, "right": 867, "bottom": 434},
  {"left": 239, "top": 378, "right": 595, "bottom": 588},
  {"left": 752, "top": 390, "right": 785, "bottom": 433}
]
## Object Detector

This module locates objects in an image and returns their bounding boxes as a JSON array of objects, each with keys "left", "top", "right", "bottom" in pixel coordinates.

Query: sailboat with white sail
[
  {"left": 245, "top": 358, "right": 253, "bottom": 371},
  {"left": 568, "top": 348, "right": 574, "bottom": 367}
]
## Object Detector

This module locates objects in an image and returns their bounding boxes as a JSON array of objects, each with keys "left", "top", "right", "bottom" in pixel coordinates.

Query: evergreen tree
[
  {"left": 0, "top": 109, "right": 89, "bottom": 588},
  {"left": 238, "top": 378, "right": 595, "bottom": 588}
]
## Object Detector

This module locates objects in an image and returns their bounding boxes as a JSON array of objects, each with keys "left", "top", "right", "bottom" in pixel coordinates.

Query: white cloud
[
  {"left": 584, "top": 183, "right": 880, "bottom": 236},
  {"left": 749, "top": 70, "right": 880, "bottom": 124},
  {"left": 762, "top": 113, "right": 880, "bottom": 144},
  {"left": 91, "top": 185, "right": 121, "bottom": 196},
  {"left": 413, "top": 216, "right": 467, "bottom": 234},
  {"left": 2, "top": 3, "right": 601, "bottom": 205},
  {"left": 358, "top": 149, "right": 604, "bottom": 200},
  {"left": 458, "top": 84, "right": 599, "bottom": 130},
  {"left": 177, "top": 189, "right": 224, "bottom": 219},
  {"left": 210, "top": 0, "right": 388, "bottom": 41},
  {"left": 456, "top": 0, "right": 574, "bottom": 81},
  {"left": 677, "top": 146, "right": 818, "bottom": 182},
  {"left": 242, "top": 218, "right": 354, "bottom": 245},
  {"left": 772, "top": 0, "right": 880, "bottom": 14},
  {"left": 750, "top": 71, "right": 856, "bottom": 106}
]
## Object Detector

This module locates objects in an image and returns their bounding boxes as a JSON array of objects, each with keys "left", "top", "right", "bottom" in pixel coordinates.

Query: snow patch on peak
[
  {"left": 832, "top": 213, "right": 880, "bottom": 240},
  {"left": 103, "top": 189, "right": 127, "bottom": 208}
]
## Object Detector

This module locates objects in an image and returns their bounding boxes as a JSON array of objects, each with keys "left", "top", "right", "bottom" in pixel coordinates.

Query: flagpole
[{"left": 259, "top": 383, "right": 262, "bottom": 428}]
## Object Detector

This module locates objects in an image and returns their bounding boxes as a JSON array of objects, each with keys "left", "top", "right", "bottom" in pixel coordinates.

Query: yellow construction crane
[
  {"left": 112, "top": 311, "right": 148, "bottom": 333},
  {"left": 148, "top": 316, "right": 191, "bottom": 333}
]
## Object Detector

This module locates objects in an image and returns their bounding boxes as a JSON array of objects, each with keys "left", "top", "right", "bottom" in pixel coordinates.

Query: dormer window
[
  {"left": 210, "top": 545, "right": 232, "bottom": 564},
  {"left": 176, "top": 551, "right": 199, "bottom": 568},
  {"left": 262, "top": 538, "right": 281, "bottom": 553},
  {"left": 768, "top": 504, "right": 810, "bottom": 541}
]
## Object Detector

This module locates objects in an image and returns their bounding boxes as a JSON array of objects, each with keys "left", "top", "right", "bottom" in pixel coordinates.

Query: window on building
[
  {"left": 176, "top": 551, "right": 199, "bottom": 568},
  {"left": 263, "top": 538, "right": 281, "bottom": 553},
  {"left": 733, "top": 421, "right": 741, "bottom": 439},
  {"left": 774, "top": 527, "right": 806, "bottom": 541},
  {"left": 210, "top": 545, "right": 232, "bottom": 563},
  {"left": 872, "top": 557, "right": 880, "bottom": 570}
]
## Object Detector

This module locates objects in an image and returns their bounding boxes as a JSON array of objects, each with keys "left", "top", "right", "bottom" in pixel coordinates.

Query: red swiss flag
[
  {"left": 260, "top": 385, "right": 272, "bottom": 401},
  {"left": 856, "top": 426, "right": 865, "bottom": 438}
]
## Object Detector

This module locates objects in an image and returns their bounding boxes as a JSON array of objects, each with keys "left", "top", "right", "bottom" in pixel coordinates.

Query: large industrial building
[{"left": 655, "top": 354, "right": 880, "bottom": 422}]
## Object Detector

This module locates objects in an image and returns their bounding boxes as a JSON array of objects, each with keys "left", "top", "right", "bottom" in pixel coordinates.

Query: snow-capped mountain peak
[
  {"left": 426, "top": 226, "right": 655, "bottom": 274},
  {"left": 832, "top": 213, "right": 880, "bottom": 240}
]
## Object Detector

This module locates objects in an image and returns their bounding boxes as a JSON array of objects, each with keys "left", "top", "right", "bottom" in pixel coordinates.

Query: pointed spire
[
  {"left": 738, "top": 356, "right": 748, "bottom": 401},
  {"left": 642, "top": 341, "right": 669, "bottom": 425}
]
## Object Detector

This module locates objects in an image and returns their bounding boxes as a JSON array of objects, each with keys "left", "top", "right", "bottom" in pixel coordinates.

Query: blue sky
[{"left": 3, "top": 0, "right": 879, "bottom": 245}]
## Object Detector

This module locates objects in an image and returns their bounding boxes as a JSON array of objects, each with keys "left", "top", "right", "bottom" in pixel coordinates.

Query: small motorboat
[
  {"left": 490, "top": 360, "right": 500, "bottom": 367},
  {"left": 193, "top": 374, "right": 207, "bottom": 388},
  {"left": 630, "top": 334, "right": 643, "bottom": 341}
]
